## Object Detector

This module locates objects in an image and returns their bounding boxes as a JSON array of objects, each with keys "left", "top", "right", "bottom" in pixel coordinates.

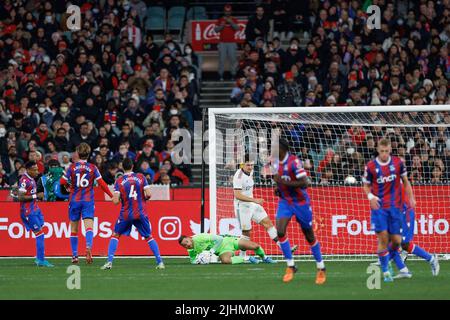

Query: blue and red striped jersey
[
  {"left": 275, "top": 153, "right": 310, "bottom": 205},
  {"left": 63, "top": 161, "right": 102, "bottom": 202},
  {"left": 363, "top": 156, "right": 407, "bottom": 209},
  {"left": 19, "top": 173, "right": 39, "bottom": 215},
  {"left": 114, "top": 172, "right": 150, "bottom": 220}
]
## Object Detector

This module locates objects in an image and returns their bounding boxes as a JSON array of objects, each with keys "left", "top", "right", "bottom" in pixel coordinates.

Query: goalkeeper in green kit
[{"left": 178, "top": 233, "right": 269, "bottom": 264}]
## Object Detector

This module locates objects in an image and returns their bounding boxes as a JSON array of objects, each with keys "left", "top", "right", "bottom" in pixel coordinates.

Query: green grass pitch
[{"left": 0, "top": 258, "right": 448, "bottom": 300}]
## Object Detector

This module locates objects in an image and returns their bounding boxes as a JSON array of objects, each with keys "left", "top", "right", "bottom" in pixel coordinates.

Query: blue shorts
[
  {"left": 276, "top": 199, "right": 313, "bottom": 230},
  {"left": 402, "top": 208, "right": 415, "bottom": 244},
  {"left": 370, "top": 208, "right": 403, "bottom": 234},
  {"left": 69, "top": 201, "right": 95, "bottom": 222},
  {"left": 21, "top": 209, "right": 44, "bottom": 233},
  {"left": 114, "top": 215, "right": 152, "bottom": 239}
]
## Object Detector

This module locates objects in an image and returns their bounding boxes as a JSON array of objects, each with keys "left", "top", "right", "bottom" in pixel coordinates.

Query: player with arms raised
[
  {"left": 60, "top": 143, "right": 113, "bottom": 264},
  {"left": 363, "top": 138, "right": 417, "bottom": 282},
  {"left": 18, "top": 161, "right": 53, "bottom": 267},
  {"left": 101, "top": 158, "right": 164, "bottom": 270},
  {"left": 233, "top": 155, "right": 278, "bottom": 263},
  {"left": 272, "top": 139, "right": 326, "bottom": 284}
]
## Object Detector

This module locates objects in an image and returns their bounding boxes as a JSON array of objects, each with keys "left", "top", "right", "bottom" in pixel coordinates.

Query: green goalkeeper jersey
[{"left": 187, "top": 234, "right": 240, "bottom": 263}]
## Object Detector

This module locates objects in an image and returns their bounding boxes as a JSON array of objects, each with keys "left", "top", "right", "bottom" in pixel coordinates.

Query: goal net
[{"left": 208, "top": 106, "right": 450, "bottom": 261}]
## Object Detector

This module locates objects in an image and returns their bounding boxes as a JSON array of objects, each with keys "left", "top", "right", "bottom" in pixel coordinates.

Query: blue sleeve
[
  {"left": 399, "top": 160, "right": 407, "bottom": 177},
  {"left": 54, "top": 182, "right": 69, "bottom": 200},
  {"left": 63, "top": 166, "right": 72, "bottom": 183},
  {"left": 148, "top": 169, "right": 155, "bottom": 182},
  {"left": 114, "top": 180, "right": 120, "bottom": 193},
  {"left": 363, "top": 164, "right": 373, "bottom": 184}
]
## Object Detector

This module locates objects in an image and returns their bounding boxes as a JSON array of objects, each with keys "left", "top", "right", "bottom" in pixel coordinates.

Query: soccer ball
[
  {"left": 344, "top": 175, "right": 357, "bottom": 185},
  {"left": 195, "top": 251, "right": 212, "bottom": 264}
]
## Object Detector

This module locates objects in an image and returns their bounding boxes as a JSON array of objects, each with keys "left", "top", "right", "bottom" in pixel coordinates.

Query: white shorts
[{"left": 234, "top": 201, "right": 268, "bottom": 231}]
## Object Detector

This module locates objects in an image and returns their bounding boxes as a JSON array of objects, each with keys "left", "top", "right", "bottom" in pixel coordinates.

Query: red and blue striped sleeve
[
  {"left": 63, "top": 165, "right": 73, "bottom": 182},
  {"left": 114, "top": 179, "right": 120, "bottom": 194},
  {"left": 18, "top": 177, "right": 29, "bottom": 193},
  {"left": 141, "top": 174, "right": 151, "bottom": 189},
  {"left": 399, "top": 159, "right": 407, "bottom": 177},
  {"left": 93, "top": 164, "right": 102, "bottom": 181},
  {"left": 363, "top": 162, "right": 373, "bottom": 184},
  {"left": 291, "top": 157, "right": 307, "bottom": 179}
]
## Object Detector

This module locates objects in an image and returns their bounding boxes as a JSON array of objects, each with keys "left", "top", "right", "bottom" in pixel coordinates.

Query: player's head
[
  {"left": 277, "top": 138, "right": 289, "bottom": 159},
  {"left": 76, "top": 143, "right": 91, "bottom": 160},
  {"left": 178, "top": 235, "right": 193, "bottom": 249},
  {"left": 377, "top": 138, "right": 392, "bottom": 162},
  {"left": 25, "top": 161, "right": 39, "bottom": 178},
  {"left": 122, "top": 157, "right": 134, "bottom": 172},
  {"left": 241, "top": 154, "right": 254, "bottom": 174}
]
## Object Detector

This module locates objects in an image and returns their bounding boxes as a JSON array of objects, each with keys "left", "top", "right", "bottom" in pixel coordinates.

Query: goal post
[{"left": 208, "top": 105, "right": 450, "bottom": 261}]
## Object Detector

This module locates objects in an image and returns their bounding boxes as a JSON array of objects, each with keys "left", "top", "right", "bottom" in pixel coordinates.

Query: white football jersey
[{"left": 233, "top": 168, "right": 254, "bottom": 202}]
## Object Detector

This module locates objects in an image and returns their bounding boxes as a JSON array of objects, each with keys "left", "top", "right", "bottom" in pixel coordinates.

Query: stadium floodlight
[{"left": 208, "top": 105, "right": 450, "bottom": 261}]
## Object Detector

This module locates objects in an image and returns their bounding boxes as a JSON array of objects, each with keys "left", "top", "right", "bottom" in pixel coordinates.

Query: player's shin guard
[
  {"left": 279, "top": 236, "right": 294, "bottom": 267},
  {"left": 408, "top": 243, "right": 432, "bottom": 262},
  {"left": 310, "top": 240, "right": 325, "bottom": 269},
  {"left": 147, "top": 237, "right": 162, "bottom": 264},
  {"left": 70, "top": 232, "right": 78, "bottom": 257},
  {"left": 377, "top": 249, "right": 390, "bottom": 273},
  {"left": 267, "top": 226, "right": 278, "bottom": 241},
  {"left": 107, "top": 236, "right": 119, "bottom": 263},
  {"left": 231, "top": 256, "right": 245, "bottom": 264},
  {"left": 35, "top": 231, "right": 45, "bottom": 261},
  {"left": 389, "top": 244, "right": 407, "bottom": 272},
  {"left": 85, "top": 228, "right": 93, "bottom": 249}
]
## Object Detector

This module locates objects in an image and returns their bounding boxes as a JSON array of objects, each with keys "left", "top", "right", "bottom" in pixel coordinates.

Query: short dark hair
[
  {"left": 48, "top": 159, "right": 60, "bottom": 168},
  {"left": 25, "top": 161, "right": 37, "bottom": 169},
  {"left": 122, "top": 157, "right": 134, "bottom": 171},
  {"left": 279, "top": 138, "right": 290, "bottom": 152},
  {"left": 178, "top": 235, "right": 187, "bottom": 244}
]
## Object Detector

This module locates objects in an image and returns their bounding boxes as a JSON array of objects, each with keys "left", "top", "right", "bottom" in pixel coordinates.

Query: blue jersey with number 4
[{"left": 114, "top": 172, "right": 150, "bottom": 220}]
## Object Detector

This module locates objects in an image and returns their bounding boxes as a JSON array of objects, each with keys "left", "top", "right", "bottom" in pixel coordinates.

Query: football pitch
[{"left": 0, "top": 258, "right": 448, "bottom": 300}]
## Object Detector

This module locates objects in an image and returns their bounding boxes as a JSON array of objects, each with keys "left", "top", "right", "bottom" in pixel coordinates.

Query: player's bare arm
[
  {"left": 18, "top": 190, "right": 43, "bottom": 202},
  {"left": 402, "top": 175, "right": 416, "bottom": 209},
  {"left": 144, "top": 188, "right": 152, "bottom": 200},
  {"left": 363, "top": 183, "right": 380, "bottom": 210},
  {"left": 112, "top": 191, "right": 121, "bottom": 205},
  {"left": 233, "top": 189, "right": 263, "bottom": 204}
]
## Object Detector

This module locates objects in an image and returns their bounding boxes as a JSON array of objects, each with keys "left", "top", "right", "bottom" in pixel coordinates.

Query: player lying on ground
[
  {"left": 386, "top": 201, "right": 440, "bottom": 278},
  {"left": 363, "top": 138, "right": 415, "bottom": 282},
  {"left": 101, "top": 158, "right": 164, "bottom": 270},
  {"left": 272, "top": 139, "right": 326, "bottom": 284},
  {"left": 178, "top": 233, "right": 271, "bottom": 264},
  {"left": 60, "top": 143, "right": 113, "bottom": 264},
  {"left": 234, "top": 156, "right": 298, "bottom": 263},
  {"left": 18, "top": 161, "right": 53, "bottom": 267}
]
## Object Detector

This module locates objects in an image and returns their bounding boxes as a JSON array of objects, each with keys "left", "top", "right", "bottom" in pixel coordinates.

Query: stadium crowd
[
  {"left": 0, "top": 0, "right": 201, "bottom": 189},
  {"left": 0, "top": 0, "right": 449, "bottom": 193},
  {"left": 227, "top": 0, "right": 450, "bottom": 185}
]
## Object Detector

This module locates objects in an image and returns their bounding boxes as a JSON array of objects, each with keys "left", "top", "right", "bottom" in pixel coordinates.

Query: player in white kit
[{"left": 233, "top": 157, "right": 296, "bottom": 263}]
